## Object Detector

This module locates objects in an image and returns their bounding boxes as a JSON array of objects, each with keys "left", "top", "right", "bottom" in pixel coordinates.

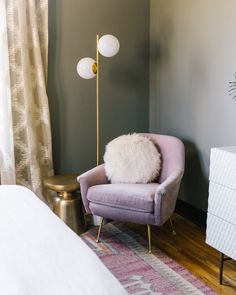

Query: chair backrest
[{"left": 142, "top": 133, "right": 185, "bottom": 184}]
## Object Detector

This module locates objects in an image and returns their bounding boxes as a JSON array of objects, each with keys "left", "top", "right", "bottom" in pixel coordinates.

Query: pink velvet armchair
[{"left": 78, "top": 134, "right": 185, "bottom": 253}]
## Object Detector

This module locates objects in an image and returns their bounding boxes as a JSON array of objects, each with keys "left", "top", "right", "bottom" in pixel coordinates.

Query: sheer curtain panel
[{"left": 0, "top": 0, "right": 53, "bottom": 203}]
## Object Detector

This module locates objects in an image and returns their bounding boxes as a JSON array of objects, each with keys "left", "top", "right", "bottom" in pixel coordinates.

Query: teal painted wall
[
  {"left": 48, "top": 0, "right": 150, "bottom": 174},
  {"left": 150, "top": 0, "right": 236, "bottom": 211}
]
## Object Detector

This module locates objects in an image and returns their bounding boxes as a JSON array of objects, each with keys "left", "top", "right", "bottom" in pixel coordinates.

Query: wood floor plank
[{"left": 129, "top": 213, "right": 236, "bottom": 294}]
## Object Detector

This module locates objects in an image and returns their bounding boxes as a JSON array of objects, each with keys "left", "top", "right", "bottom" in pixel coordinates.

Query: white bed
[{"left": 0, "top": 185, "right": 127, "bottom": 295}]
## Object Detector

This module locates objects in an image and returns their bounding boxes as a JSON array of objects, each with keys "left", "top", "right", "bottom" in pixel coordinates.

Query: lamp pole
[
  {"left": 77, "top": 34, "right": 120, "bottom": 226},
  {"left": 96, "top": 34, "right": 100, "bottom": 166}
]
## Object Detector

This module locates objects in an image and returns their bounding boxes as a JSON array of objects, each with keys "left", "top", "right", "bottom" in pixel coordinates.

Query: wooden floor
[{"left": 129, "top": 214, "right": 236, "bottom": 295}]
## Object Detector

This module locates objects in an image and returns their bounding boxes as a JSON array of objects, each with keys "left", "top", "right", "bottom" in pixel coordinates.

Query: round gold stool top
[
  {"left": 43, "top": 173, "right": 86, "bottom": 234},
  {"left": 44, "top": 173, "right": 80, "bottom": 198}
]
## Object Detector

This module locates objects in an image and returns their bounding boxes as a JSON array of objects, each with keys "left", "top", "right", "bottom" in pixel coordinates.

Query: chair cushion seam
[{"left": 88, "top": 200, "right": 154, "bottom": 213}]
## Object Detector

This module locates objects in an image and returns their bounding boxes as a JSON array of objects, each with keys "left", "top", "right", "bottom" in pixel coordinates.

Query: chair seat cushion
[{"left": 87, "top": 183, "right": 159, "bottom": 213}]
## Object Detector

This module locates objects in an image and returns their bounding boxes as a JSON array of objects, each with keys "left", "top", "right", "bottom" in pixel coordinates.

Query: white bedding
[{"left": 0, "top": 185, "right": 127, "bottom": 295}]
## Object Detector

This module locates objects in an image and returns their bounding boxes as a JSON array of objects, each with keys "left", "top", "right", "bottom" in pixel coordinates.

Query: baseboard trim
[{"left": 175, "top": 199, "right": 207, "bottom": 228}]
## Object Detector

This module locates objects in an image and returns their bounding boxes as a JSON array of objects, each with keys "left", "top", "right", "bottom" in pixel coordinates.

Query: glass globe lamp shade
[
  {"left": 98, "top": 34, "right": 120, "bottom": 58},
  {"left": 77, "top": 57, "right": 96, "bottom": 79}
]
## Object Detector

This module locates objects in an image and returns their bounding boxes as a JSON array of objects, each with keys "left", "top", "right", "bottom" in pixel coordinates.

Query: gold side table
[{"left": 43, "top": 173, "right": 86, "bottom": 234}]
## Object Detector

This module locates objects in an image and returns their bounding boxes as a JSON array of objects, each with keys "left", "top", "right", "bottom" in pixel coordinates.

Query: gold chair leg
[
  {"left": 96, "top": 217, "right": 104, "bottom": 243},
  {"left": 147, "top": 224, "right": 152, "bottom": 254},
  {"left": 170, "top": 217, "right": 176, "bottom": 235}
]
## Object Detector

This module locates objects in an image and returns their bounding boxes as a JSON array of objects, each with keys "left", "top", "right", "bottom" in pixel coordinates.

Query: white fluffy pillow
[{"left": 104, "top": 133, "right": 161, "bottom": 184}]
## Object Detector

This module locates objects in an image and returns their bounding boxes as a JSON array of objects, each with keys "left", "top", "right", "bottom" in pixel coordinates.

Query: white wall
[{"left": 150, "top": 0, "right": 236, "bottom": 210}]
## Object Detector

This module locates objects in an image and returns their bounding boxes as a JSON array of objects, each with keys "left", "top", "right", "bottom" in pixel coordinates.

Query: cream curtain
[
  {"left": 0, "top": 0, "right": 53, "bottom": 203},
  {"left": 0, "top": 0, "right": 16, "bottom": 184}
]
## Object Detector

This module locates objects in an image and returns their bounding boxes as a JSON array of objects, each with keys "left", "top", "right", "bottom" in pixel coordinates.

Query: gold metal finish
[
  {"left": 53, "top": 193, "right": 86, "bottom": 235},
  {"left": 96, "top": 34, "right": 100, "bottom": 166},
  {"left": 170, "top": 217, "right": 176, "bottom": 235},
  {"left": 43, "top": 174, "right": 86, "bottom": 234},
  {"left": 59, "top": 191, "right": 73, "bottom": 200},
  {"left": 147, "top": 224, "right": 152, "bottom": 253},
  {"left": 96, "top": 217, "right": 104, "bottom": 243},
  {"left": 92, "top": 62, "right": 97, "bottom": 74},
  {"left": 43, "top": 173, "right": 80, "bottom": 193}
]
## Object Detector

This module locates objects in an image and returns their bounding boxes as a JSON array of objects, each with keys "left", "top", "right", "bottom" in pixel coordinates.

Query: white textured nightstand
[{"left": 206, "top": 146, "right": 236, "bottom": 284}]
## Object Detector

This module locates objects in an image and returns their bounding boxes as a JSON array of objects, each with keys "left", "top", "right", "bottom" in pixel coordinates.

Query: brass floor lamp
[{"left": 77, "top": 34, "right": 120, "bottom": 166}]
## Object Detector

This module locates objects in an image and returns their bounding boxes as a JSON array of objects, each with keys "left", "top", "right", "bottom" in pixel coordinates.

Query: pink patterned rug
[{"left": 81, "top": 223, "right": 216, "bottom": 295}]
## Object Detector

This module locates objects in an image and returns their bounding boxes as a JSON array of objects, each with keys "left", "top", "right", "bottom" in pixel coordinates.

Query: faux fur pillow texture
[{"left": 104, "top": 133, "right": 161, "bottom": 184}]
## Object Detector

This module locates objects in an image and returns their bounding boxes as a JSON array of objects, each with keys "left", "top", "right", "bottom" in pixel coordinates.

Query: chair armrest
[
  {"left": 77, "top": 164, "right": 108, "bottom": 213},
  {"left": 154, "top": 170, "right": 184, "bottom": 225}
]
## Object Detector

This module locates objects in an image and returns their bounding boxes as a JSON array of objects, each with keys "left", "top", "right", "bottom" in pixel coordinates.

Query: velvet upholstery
[
  {"left": 88, "top": 183, "right": 159, "bottom": 213},
  {"left": 89, "top": 203, "right": 156, "bottom": 225},
  {"left": 78, "top": 134, "right": 185, "bottom": 227}
]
